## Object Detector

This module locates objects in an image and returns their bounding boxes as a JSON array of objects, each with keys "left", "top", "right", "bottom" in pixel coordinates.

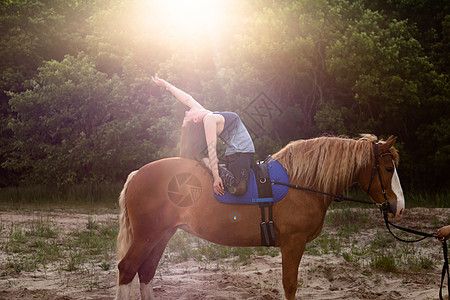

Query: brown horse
[{"left": 115, "top": 135, "right": 405, "bottom": 300}]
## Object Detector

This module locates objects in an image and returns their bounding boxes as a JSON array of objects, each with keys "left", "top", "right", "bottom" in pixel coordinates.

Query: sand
[{"left": 0, "top": 207, "right": 448, "bottom": 299}]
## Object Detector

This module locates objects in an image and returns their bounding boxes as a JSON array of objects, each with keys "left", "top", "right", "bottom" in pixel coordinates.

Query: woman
[{"left": 152, "top": 74, "right": 255, "bottom": 196}]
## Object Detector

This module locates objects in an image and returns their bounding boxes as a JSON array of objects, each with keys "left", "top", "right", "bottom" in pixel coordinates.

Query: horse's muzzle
[{"left": 388, "top": 201, "right": 404, "bottom": 221}]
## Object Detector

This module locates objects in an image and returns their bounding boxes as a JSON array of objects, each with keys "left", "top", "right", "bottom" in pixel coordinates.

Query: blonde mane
[{"left": 272, "top": 134, "right": 398, "bottom": 194}]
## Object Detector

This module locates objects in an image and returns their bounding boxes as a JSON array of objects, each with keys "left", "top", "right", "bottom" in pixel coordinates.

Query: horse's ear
[{"left": 380, "top": 135, "right": 397, "bottom": 151}]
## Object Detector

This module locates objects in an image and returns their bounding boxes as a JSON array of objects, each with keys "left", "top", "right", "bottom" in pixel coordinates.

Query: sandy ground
[{"left": 0, "top": 207, "right": 448, "bottom": 300}]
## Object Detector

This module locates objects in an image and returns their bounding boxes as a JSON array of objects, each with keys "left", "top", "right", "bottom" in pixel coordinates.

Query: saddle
[
  {"left": 214, "top": 157, "right": 290, "bottom": 246},
  {"left": 214, "top": 158, "right": 289, "bottom": 205}
]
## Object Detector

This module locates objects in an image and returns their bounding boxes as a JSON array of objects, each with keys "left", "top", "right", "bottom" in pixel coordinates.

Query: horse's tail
[{"left": 117, "top": 170, "right": 138, "bottom": 262}]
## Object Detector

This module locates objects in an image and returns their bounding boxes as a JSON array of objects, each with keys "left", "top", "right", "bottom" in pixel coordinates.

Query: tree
[
  {"left": 0, "top": 0, "right": 106, "bottom": 186},
  {"left": 5, "top": 54, "right": 175, "bottom": 185},
  {"left": 322, "top": 1, "right": 450, "bottom": 188}
]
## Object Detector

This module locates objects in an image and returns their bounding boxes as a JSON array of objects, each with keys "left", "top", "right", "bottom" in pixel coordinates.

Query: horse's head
[{"left": 359, "top": 136, "right": 405, "bottom": 221}]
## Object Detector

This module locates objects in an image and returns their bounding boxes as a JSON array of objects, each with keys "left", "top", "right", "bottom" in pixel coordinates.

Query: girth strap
[
  {"left": 259, "top": 202, "right": 275, "bottom": 246},
  {"left": 256, "top": 157, "right": 276, "bottom": 246}
]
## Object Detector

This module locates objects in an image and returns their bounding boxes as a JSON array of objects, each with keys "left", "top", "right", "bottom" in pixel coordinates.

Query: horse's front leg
[{"left": 280, "top": 237, "right": 307, "bottom": 300}]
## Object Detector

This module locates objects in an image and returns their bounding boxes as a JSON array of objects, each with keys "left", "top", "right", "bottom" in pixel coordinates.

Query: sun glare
[{"left": 152, "top": 0, "right": 228, "bottom": 38}]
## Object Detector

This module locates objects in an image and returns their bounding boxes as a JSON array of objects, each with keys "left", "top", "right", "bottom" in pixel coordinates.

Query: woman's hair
[{"left": 180, "top": 120, "right": 208, "bottom": 161}]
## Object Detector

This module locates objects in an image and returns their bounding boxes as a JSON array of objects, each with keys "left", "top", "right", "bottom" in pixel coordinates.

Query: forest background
[{"left": 0, "top": 0, "right": 449, "bottom": 199}]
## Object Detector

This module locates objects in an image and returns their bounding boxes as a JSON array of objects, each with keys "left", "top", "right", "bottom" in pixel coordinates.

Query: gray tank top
[{"left": 214, "top": 112, "right": 255, "bottom": 156}]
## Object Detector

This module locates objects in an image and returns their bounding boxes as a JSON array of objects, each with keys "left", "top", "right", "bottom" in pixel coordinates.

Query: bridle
[
  {"left": 365, "top": 143, "right": 448, "bottom": 300},
  {"left": 365, "top": 143, "right": 437, "bottom": 241},
  {"left": 366, "top": 142, "right": 393, "bottom": 211}
]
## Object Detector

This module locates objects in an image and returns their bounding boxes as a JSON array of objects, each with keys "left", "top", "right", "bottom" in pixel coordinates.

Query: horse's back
[
  {"left": 125, "top": 158, "right": 213, "bottom": 226},
  {"left": 131, "top": 157, "right": 211, "bottom": 190}
]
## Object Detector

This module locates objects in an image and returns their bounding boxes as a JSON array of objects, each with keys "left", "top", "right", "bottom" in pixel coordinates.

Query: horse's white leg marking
[
  {"left": 115, "top": 282, "right": 132, "bottom": 300},
  {"left": 140, "top": 281, "right": 156, "bottom": 300},
  {"left": 392, "top": 166, "right": 405, "bottom": 220}
]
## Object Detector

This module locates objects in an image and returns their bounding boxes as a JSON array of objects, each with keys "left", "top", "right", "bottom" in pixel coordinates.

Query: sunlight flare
[{"left": 153, "top": 0, "right": 226, "bottom": 37}]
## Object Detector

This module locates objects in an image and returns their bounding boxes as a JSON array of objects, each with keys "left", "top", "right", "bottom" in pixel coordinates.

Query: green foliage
[
  {"left": 0, "top": 0, "right": 93, "bottom": 186},
  {"left": 5, "top": 54, "right": 177, "bottom": 185},
  {"left": 0, "top": 0, "right": 449, "bottom": 192},
  {"left": 326, "top": 6, "right": 430, "bottom": 134}
]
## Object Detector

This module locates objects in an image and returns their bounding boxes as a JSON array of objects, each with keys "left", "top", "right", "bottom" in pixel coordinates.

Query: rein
[
  {"left": 271, "top": 142, "right": 449, "bottom": 300},
  {"left": 271, "top": 181, "right": 376, "bottom": 206},
  {"left": 381, "top": 207, "right": 449, "bottom": 300}
]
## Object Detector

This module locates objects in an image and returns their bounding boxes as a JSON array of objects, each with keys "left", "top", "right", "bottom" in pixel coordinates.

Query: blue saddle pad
[{"left": 214, "top": 160, "right": 290, "bottom": 204}]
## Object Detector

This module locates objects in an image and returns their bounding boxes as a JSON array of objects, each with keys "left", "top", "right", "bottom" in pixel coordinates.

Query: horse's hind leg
[
  {"left": 116, "top": 243, "right": 146, "bottom": 300},
  {"left": 116, "top": 231, "right": 168, "bottom": 300},
  {"left": 138, "top": 227, "right": 177, "bottom": 300},
  {"left": 115, "top": 282, "right": 132, "bottom": 300}
]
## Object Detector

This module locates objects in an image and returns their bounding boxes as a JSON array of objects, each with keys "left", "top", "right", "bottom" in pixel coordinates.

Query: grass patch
[
  {"left": 371, "top": 230, "right": 395, "bottom": 249},
  {"left": 405, "top": 189, "right": 450, "bottom": 207},
  {"left": 163, "top": 231, "right": 280, "bottom": 268},
  {"left": 0, "top": 183, "right": 122, "bottom": 213},
  {"left": 67, "top": 218, "right": 118, "bottom": 269},
  {"left": 406, "top": 255, "right": 434, "bottom": 272},
  {"left": 342, "top": 252, "right": 353, "bottom": 262},
  {"left": 305, "top": 233, "right": 342, "bottom": 256},
  {"left": 308, "top": 205, "right": 441, "bottom": 277},
  {"left": 2, "top": 218, "right": 63, "bottom": 273},
  {"left": 325, "top": 208, "right": 368, "bottom": 238},
  {"left": 2, "top": 216, "right": 118, "bottom": 276},
  {"left": 370, "top": 253, "right": 398, "bottom": 273}
]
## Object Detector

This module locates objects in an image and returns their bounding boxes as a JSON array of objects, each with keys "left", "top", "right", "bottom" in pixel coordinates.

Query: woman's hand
[
  {"left": 213, "top": 175, "right": 225, "bottom": 196},
  {"left": 152, "top": 73, "right": 205, "bottom": 109},
  {"left": 437, "top": 225, "right": 450, "bottom": 242},
  {"left": 151, "top": 73, "right": 170, "bottom": 88}
]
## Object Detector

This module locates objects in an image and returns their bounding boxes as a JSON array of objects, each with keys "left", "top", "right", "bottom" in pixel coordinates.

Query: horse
[{"left": 115, "top": 134, "right": 405, "bottom": 300}]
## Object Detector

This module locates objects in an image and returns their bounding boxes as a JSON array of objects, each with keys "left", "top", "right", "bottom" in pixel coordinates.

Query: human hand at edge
[
  {"left": 151, "top": 73, "right": 169, "bottom": 88},
  {"left": 213, "top": 176, "right": 225, "bottom": 196},
  {"left": 436, "top": 225, "right": 450, "bottom": 242}
]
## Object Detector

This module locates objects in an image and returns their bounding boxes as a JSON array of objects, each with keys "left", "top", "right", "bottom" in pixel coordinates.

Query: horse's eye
[{"left": 385, "top": 167, "right": 394, "bottom": 173}]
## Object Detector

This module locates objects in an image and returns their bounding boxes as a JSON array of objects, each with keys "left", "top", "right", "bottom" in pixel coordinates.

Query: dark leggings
[{"left": 223, "top": 153, "right": 254, "bottom": 195}]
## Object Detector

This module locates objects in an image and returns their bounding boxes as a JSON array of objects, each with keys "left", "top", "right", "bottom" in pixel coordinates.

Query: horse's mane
[{"left": 272, "top": 134, "right": 399, "bottom": 194}]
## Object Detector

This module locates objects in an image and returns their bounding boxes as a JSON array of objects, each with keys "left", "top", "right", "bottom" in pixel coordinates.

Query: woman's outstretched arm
[{"left": 152, "top": 73, "right": 204, "bottom": 109}]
